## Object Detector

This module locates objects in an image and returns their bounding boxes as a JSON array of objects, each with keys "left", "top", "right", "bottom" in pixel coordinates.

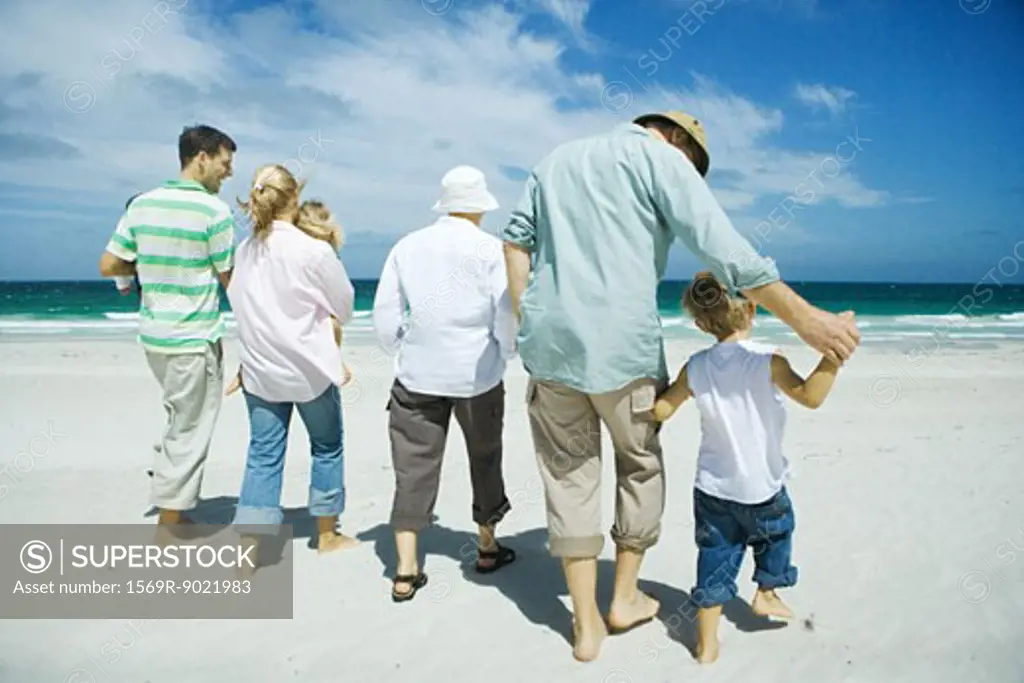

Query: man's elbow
[{"left": 98, "top": 252, "right": 127, "bottom": 277}]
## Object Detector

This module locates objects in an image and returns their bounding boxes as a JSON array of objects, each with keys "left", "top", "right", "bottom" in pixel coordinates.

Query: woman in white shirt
[
  {"left": 372, "top": 165, "right": 518, "bottom": 601},
  {"left": 228, "top": 163, "right": 359, "bottom": 557}
]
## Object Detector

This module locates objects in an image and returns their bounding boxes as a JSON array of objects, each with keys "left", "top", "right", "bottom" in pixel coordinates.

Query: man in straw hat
[{"left": 502, "top": 110, "right": 860, "bottom": 662}]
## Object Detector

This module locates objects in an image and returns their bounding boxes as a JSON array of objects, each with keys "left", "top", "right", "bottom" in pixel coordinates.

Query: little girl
[
  {"left": 652, "top": 272, "right": 845, "bottom": 664},
  {"left": 225, "top": 199, "right": 353, "bottom": 396}
]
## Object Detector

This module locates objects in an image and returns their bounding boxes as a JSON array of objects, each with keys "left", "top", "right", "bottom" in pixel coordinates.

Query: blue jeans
[
  {"left": 690, "top": 486, "right": 798, "bottom": 608},
  {"left": 233, "top": 385, "right": 345, "bottom": 533}
]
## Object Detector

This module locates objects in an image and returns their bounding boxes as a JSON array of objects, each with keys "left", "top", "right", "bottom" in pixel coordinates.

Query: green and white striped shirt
[{"left": 105, "top": 178, "right": 235, "bottom": 354}]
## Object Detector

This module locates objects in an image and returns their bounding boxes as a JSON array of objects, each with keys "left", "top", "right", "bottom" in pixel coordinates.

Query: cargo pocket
[
  {"left": 629, "top": 382, "right": 656, "bottom": 415},
  {"left": 629, "top": 382, "right": 662, "bottom": 435}
]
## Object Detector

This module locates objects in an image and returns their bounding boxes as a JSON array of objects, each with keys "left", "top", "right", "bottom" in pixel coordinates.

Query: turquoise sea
[{"left": 2, "top": 280, "right": 1024, "bottom": 344}]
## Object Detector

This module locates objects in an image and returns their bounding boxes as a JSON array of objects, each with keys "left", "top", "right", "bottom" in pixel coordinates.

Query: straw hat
[
  {"left": 633, "top": 110, "right": 710, "bottom": 176},
  {"left": 431, "top": 165, "right": 499, "bottom": 214}
]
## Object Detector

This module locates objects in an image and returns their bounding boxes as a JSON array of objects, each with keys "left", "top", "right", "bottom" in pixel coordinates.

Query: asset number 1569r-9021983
[{"left": 125, "top": 580, "right": 251, "bottom": 594}]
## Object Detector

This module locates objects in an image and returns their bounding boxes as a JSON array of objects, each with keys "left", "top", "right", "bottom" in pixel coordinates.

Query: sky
[{"left": 0, "top": 0, "right": 1021, "bottom": 283}]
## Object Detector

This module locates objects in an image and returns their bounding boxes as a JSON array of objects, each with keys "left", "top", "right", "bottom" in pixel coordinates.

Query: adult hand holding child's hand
[{"left": 794, "top": 307, "right": 860, "bottom": 366}]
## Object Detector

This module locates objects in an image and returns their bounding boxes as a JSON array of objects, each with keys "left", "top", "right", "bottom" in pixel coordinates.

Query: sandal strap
[{"left": 478, "top": 543, "right": 506, "bottom": 558}]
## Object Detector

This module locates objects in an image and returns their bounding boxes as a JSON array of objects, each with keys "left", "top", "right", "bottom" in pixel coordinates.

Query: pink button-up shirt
[{"left": 227, "top": 220, "right": 355, "bottom": 403}]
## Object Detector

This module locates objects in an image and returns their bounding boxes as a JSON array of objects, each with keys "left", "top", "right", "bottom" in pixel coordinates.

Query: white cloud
[
  {"left": 794, "top": 82, "right": 857, "bottom": 116},
  {"left": 525, "top": 0, "right": 597, "bottom": 50},
  {"left": 0, "top": 0, "right": 889, "bottom": 278}
]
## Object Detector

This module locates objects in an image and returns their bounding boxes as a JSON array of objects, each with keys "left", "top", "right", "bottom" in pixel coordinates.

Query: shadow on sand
[
  {"left": 142, "top": 495, "right": 322, "bottom": 573},
  {"left": 356, "top": 522, "right": 785, "bottom": 655}
]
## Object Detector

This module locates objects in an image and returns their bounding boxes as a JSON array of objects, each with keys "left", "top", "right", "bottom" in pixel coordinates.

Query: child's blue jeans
[
  {"left": 690, "top": 486, "right": 798, "bottom": 608},
  {"left": 233, "top": 385, "right": 345, "bottom": 534}
]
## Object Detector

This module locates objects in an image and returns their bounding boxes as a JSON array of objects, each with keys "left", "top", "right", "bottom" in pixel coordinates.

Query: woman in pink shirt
[{"left": 227, "top": 164, "right": 359, "bottom": 558}]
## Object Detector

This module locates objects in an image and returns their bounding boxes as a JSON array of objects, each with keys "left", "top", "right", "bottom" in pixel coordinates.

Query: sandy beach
[{"left": 0, "top": 335, "right": 1022, "bottom": 683}]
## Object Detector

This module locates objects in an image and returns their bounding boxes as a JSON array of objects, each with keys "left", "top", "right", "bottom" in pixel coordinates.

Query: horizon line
[{"left": 3, "top": 278, "right": 1024, "bottom": 287}]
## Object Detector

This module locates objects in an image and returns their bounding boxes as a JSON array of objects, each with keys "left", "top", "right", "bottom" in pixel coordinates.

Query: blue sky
[{"left": 0, "top": 0, "right": 1021, "bottom": 282}]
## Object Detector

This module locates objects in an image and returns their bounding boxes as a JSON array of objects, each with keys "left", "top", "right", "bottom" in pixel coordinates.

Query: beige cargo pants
[
  {"left": 144, "top": 340, "right": 224, "bottom": 510},
  {"left": 526, "top": 376, "right": 666, "bottom": 558}
]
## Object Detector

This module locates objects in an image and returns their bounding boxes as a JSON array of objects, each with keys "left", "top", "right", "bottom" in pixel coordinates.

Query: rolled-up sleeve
[
  {"left": 638, "top": 140, "right": 780, "bottom": 292},
  {"left": 503, "top": 172, "right": 538, "bottom": 251}
]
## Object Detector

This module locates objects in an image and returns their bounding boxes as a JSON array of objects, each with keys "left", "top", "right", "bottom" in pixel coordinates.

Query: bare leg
[
  {"left": 752, "top": 587, "right": 794, "bottom": 619},
  {"left": 563, "top": 557, "right": 607, "bottom": 662},
  {"left": 477, "top": 524, "right": 497, "bottom": 568},
  {"left": 695, "top": 605, "right": 722, "bottom": 664},
  {"left": 317, "top": 514, "right": 360, "bottom": 554},
  {"left": 236, "top": 535, "right": 260, "bottom": 579},
  {"left": 152, "top": 509, "right": 194, "bottom": 547},
  {"left": 157, "top": 509, "right": 188, "bottom": 525},
  {"left": 393, "top": 530, "right": 419, "bottom": 595},
  {"left": 606, "top": 546, "right": 660, "bottom": 632}
]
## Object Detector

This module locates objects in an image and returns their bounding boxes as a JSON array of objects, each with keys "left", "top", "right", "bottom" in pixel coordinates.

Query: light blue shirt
[{"left": 503, "top": 123, "right": 781, "bottom": 394}]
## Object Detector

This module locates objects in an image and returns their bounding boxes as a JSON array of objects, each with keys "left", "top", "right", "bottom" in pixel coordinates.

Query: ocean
[{"left": 2, "top": 280, "right": 1024, "bottom": 345}]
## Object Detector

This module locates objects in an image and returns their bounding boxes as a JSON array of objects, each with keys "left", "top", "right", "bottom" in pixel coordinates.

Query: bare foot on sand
[
  {"left": 318, "top": 532, "right": 360, "bottom": 554},
  {"left": 572, "top": 612, "right": 608, "bottom": 662},
  {"left": 607, "top": 592, "right": 660, "bottom": 634},
  {"left": 752, "top": 588, "right": 794, "bottom": 620},
  {"left": 695, "top": 638, "right": 719, "bottom": 664}
]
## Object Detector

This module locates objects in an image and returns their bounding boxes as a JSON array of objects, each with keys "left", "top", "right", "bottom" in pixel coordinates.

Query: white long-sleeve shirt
[
  {"left": 228, "top": 220, "right": 355, "bottom": 403},
  {"left": 372, "top": 215, "right": 517, "bottom": 398}
]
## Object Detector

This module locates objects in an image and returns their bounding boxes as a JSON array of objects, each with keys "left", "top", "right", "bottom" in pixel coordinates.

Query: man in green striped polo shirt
[{"left": 99, "top": 124, "right": 237, "bottom": 528}]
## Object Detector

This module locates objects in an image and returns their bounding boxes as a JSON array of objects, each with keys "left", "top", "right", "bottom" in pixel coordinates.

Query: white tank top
[{"left": 686, "top": 340, "right": 790, "bottom": 504}]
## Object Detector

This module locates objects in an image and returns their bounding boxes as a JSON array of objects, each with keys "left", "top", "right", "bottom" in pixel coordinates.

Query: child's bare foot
[
  {"left": 572, "top": 611, "right": 608, "bottom": 662},
  {"left": 752, "top": 588, "right": 794, "bottom": 620},
  {"left": 607, "top": 591, "right": 660, "bottom": 634},
  {"left": 695, "top": 638, "right": 719, "bottom": 664},
  {"left": 318, "top": 531, "right": 361, "bottom": 554}
]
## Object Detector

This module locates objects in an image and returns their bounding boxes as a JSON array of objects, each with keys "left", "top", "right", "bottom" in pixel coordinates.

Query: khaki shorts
[{"left": 526, "top": 376, "right": 665, "bottom": 558}]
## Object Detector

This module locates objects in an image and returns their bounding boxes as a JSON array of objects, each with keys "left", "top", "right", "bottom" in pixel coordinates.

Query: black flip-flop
[
  {"left": 476, "top": 543, "right": 516, "bottom": 574},
  {"left": 391, "top": 572, "right": 427, "bottom": 602}
]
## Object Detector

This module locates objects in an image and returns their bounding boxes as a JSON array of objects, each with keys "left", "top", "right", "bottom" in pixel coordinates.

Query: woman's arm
[{"left": 652, "top": 363, "right": 693, "bottom": 422}]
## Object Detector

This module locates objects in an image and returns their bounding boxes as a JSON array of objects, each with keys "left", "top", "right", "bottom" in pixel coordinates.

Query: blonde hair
[
  {"left": 237, "top": 164, "right": 303, "bottom": 241},
  {"left": 297, "top": 199, "right": 343, "bottom": 251},
  {"left": 683, "top": 273, "right": 753, "bottom": 338}
]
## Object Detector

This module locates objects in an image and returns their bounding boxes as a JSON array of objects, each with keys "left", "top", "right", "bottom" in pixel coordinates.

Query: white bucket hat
[{"left": 431, "top": 165, "right": 499, "bottom": 214}]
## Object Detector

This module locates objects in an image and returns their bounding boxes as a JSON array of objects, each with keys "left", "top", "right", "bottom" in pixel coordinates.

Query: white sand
[{"left": 0, "top": 336, "right": 1022, "bottom": 682}]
